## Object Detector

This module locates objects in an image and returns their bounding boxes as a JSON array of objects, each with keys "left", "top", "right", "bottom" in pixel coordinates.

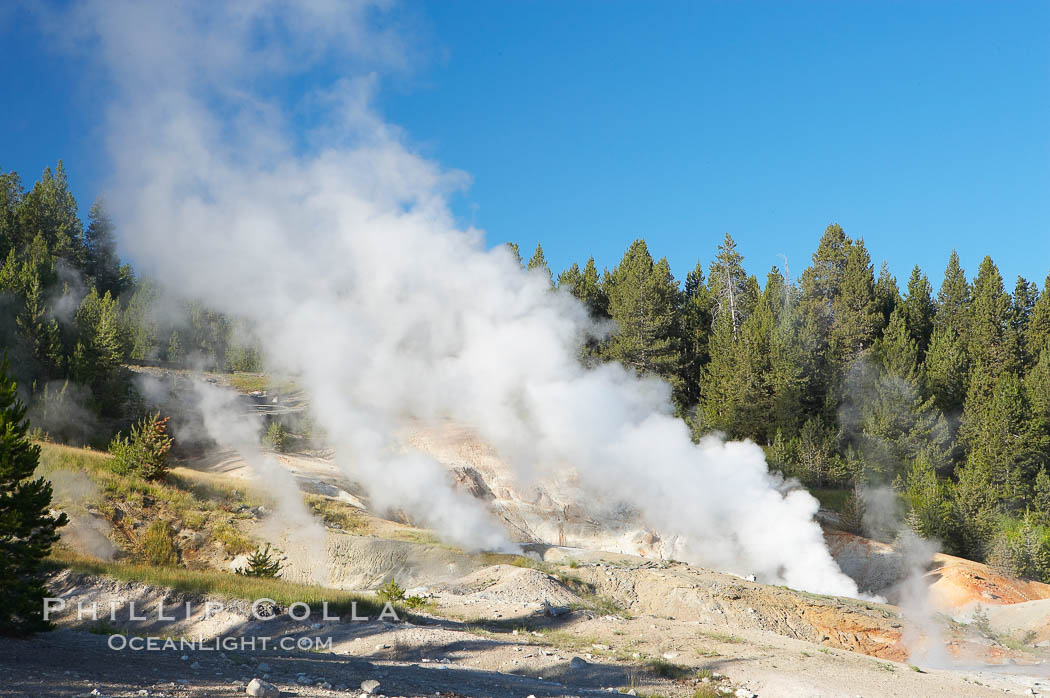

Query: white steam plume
[{"left": 63, "top": 1, "right": 859, "bottom": 596}]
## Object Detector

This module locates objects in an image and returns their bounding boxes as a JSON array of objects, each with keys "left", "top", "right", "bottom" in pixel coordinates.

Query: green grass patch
[
  {"left": 227, "top": 373, "right": 269, "bottom": 393},
  {"left": 227, "top": 373, "right": 299, "bottom": 395},
  {"left": 47, "top": 550, "right": 394, "bottom": 617},
  {"left": 304, "top": 494, "right": 365, "bottom": 532},
  {"left": 387, "top": 528, "right": 445, "bottom": 546},
  {"left": 211, "top": 522, "right": 255, "bottom": 556},
  {"left": 39, "top": 443, "right": 201, "bottom": 517},
  {"left": 646, "top": 659, "right": 694, "bottom": 680},
  {"left": 699, "top": 630, "right": 745, "bottom": 644},
  {"left": 36, "top": 442, "right": 271, "bottom": 562},
  {"left": 167, "top": 469, "right": 267, "bottom": 510},
  {"left": 36, "top": 441, "right": 112, "bottom": 476}
]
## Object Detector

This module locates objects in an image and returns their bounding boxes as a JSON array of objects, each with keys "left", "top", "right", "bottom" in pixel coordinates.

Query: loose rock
[{"left": 245, "top": 678, "right": 279, "bottom": 698}]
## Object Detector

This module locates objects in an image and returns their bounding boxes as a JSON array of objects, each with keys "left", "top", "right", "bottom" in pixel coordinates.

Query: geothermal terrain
[{"left": 8, "top": 371, "right": 1050, "bottom": 698}]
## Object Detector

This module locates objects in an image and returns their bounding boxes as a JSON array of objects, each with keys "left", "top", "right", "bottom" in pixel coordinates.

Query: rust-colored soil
[{"left": 926, "top": 553, "right": 1050, "bottom": 610}]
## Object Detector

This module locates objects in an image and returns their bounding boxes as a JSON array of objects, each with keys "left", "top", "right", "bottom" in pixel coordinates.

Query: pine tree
[
  {"left": 798, "top": 224, "right": 852, "bottom": 416},
  {"left": 1034, "top": 468, "right": 1050, "bottom": 528},
  {"left": 924, "top": 324, "right": 968, "bottom": 413},
  {"left": 801, "top": 223, "right": 851, "bottom": 309},
  {"left": 968, "top": 256, "right": 1017, "bottom": 375},
  {"left": 959, "top": 369, "right": 1038, "bottom": 513},
  {"left": 558, "top": 257, "right": 607, "bottom": 319},
  {"left": 708, "top": 233, "right": 748, "bottom": 337},
  {"left": 724, "top": 267, "right": 804, "bottom": 442},
  {"left": 699, "top": 291, "right": 745, "bottom": 435},
  {"left": 936, "top": 250, "right": 971, "bottom": 337},
  {"left": 121, "top": 278, "right": 160, "bottom": 360},
  {"left": 679, "top": 261, "right": 712, "bottom": 406},
  {"left": 874, "top": 307, "right": 920, "bottom": 383},
  {"left": 526, "top": 243, "right": 553, "bottom": 287},
  {"left": 952, "top": 455, "right": 1002, "bottom": 560},
  {"left": 15, "top": 162, "right": 84, "bottom": 267},
  {"left": 166, "top": 330, "right": 182, "bottom": 363},
  {"left": 72, "top": 289, "right": 124, "bottom": 410},
  {"left": 1026, "top": 273, "right": 1050, "bottom": 360},
  {"left": 903, "top": 451, "right": 957, "bottom": 551},
  {"left": 15, "top": 274, "right": 62, "bottom": 379},
  {"left": 794, "top": 416, "right": 838, "bottom": 487},
  {"left": 603, "top": 240, "right": 683, "bottom": 398},
  {"left": 504, "top": 242, "right": 523, "bottom": 268},
  {"left": 1028, "top": 347, "right": 1050, "bottom": 423},
  {"left": 0, "top": 170, "right": 24, "bottom": 262},
  {"left": 1025, "top": 347, "right": 1050, "bottom": 475},
  {"left": 874, "top": 261, "right": 900, "bottom": 331},
  {"left": 903, "top": 265, "right": 936, "bottom": 357},
  {"left": 1008, "top": 276, "right": 1038, "bottom": 370},
  {"left": 842, "top": 314, "right": 952, "bottom": 483},
  {"left": 829, "top": 238, "right": 879, "bottom": 368},
  {"left": 0, "top": 359, "right": 67, "bottom": 635},
  {"left": 85, "top": 198, "right": 123, "bottom": 297},
  {"left": 557, "top": 262, "right": 580, "bottom": 292}
]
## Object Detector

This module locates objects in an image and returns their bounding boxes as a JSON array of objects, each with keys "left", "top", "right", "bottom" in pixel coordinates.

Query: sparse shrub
[
  {"left": 376, "top": 579, "right": 406, "bottom": 602},
  {"left": 699, "top": 630, "right": 745, "bottom": 644},
  {"left": 263, "top": 421, "right": 287, "bottom": 452},
  {"left": 141, "top": 519, "right": 178, "bottom": 566},
  {"left": 401, "top": 594, "right": 429, "bottom": 609},
  {"left": 109, "top": 413, "right": 173, "bottom": 480},
  {"left": 235, "top": 544, "right": 283, "bottom": 578},
  {"left": 646, "top": 659, "right": 692, "bottom": 680},
  {"left": 373, "top": 578, "right": 427, "bottom": 609},
  {"left": 971, "top": 603, "right": 992, "bottom": 636}
]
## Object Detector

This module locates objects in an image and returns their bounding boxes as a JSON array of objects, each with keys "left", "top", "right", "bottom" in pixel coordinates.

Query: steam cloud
[{"left": 62, "top": 1, "right": 859, "bottom": 596}]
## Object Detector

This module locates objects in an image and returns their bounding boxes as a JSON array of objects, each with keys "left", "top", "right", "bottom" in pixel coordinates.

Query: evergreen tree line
[
  {"left": 515, "top": 226, "right": 1050, "bottom": 581},
  {"left": 3, "top": 161, "right": 1048, "bottom": 582},
  {"left": 0, "top": 163, "right": 260, "bottom": 440}
]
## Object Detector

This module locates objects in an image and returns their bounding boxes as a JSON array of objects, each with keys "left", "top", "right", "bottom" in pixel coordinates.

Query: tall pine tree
[
  {"left": 526, "top": 243, "right": 554, "bottom": 287},
  {"left": 903, "top": 265, "right": 936, "bottom": 357},
  {"left": 603, "top": 240, "right": 683, "bottom": 399},
  {"left": 0, "top": 359, "right": 67, "bottom": 635}
]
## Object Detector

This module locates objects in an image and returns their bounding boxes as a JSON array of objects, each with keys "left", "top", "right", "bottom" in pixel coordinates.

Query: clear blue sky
[{"left": 2, "top": 1, "right": 1048, "bottom": 289}]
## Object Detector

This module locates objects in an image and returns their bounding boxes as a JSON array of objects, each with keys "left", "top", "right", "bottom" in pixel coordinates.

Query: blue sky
[{"left": 2, "top": 1, "right": 1048, "bottom": 289}]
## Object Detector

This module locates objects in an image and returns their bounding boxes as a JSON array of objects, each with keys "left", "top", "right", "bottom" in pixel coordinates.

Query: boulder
[{"left": 245, "top": 678, "right": 279, "bottom": 697}]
